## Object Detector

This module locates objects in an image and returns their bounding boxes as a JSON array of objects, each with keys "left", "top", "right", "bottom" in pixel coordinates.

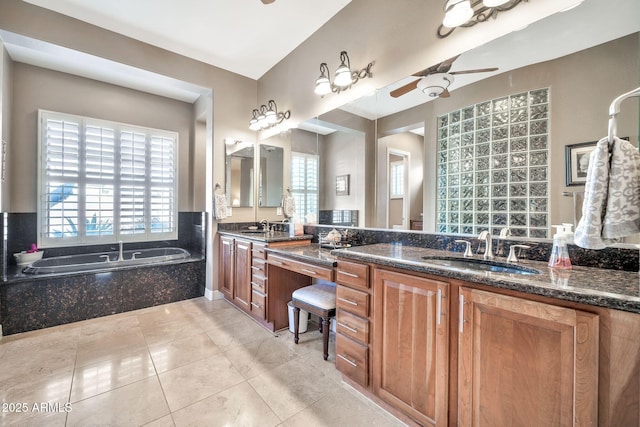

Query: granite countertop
[
  {"left": 330, "top": 243, "right": 640, "bottom": 314},
  {"left": 218, "top": 229, "right": 314, "bottom": 243},
  {"left": 265, "top": 243, "right": 337, "bottom": 268}
]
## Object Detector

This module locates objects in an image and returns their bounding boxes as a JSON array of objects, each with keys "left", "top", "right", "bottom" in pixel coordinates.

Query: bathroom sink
[{"left": 421, "top": 257, "right": 541, "bottom": 275}]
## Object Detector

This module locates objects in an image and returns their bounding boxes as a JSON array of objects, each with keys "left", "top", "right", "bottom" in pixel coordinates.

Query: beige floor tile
[
  {"left": 0, "top": 407, "right": 68, "bottom": 427},
  {"left": 70, "top": 347, "right": 156, "bottom": 402},
  {"left": 75, "top": 326, "right": 148, "bottom": 367},
  {"left": 0, "top": 336, "right": 78, "bottom": 384},
  {"left": 79, "top": 313, "right": 140, "bottom": 341},
  {"left": 205, "top": 315, "right": 274, "bottom": 352},
  {"left": 187, "top": 304, "right": 250, "bottom": 331},
  {"left": 172, "top": 382, "right": 281, "bottom": 427},
  {"left": 282, "top": 388, "right": 405, "bottom": 427},
  {"left": 141, "top": 315, "right": 205, "bottom": 347},
  {"left": 143, "top": 414, "right": 176, "bottom": 426},
  {"left": 136, "top": 303, "right": 189, "bottom": 328},
  {"left": 248, "top": 357, "right": 341, "bottom": 420},
  {"left": 158, "top": 355, "right": 245, "bottom": 412},
  {"left": 149, "top": 332, "right": 220, "bottom": 373},
  {"left": 225, "top": 335, "right": 299, "bottom": 380},
  {"left": 66, "top": 376, "right": 170, "bottom": 426}
]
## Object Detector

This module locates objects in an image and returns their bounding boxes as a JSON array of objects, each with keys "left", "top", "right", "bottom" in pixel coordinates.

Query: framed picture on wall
[
  {"left": 565, "top": 137, "right": 629, "bottom": 186},
  {"left": 336, "top": 174, "right": 350, "bottom": 196},
  {"left": 565, "top": 141, "right": 597, "bottom": 186}
]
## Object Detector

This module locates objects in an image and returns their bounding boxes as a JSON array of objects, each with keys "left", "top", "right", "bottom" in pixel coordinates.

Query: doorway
[{"left": 387, "top": 148, "right": 410, "bottom": 229}]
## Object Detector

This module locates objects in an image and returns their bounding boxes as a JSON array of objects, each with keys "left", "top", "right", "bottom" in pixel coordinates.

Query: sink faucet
[
  {"left": 454, "top": 239, "right": 473, "bottom": 257},
  {"left": 118, "top": 240, "right": 124, "bottom": 262},
  {"left": 507, "top": 244, "right": 530, "bottom": 263},
  {"left": 259, "top": 219, "right": 269, "bottom": 232},
  {"left": 478, "top": 231, "right": 494, "bottom": 259}
]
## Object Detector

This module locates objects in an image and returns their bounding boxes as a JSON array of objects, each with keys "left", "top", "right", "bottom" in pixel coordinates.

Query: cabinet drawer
[
  {"left": 250, "top": 289, "right": 266, "bottom": 319},
  {"left": 252, "top": 257, "right": 267, "bottom": 272},
  {"left": 336, "top": 333, "right": 368, "bottom": 387},
  {"left": 252, "top": 244, "right": 267, "bottom": 260},
  {"left": 251, "top": 278, "right": 267, "bottom": 293},
  {"left": 268, "top": 254, "right": 334, "bottom": 281},
  {"left": 336, "top": 261, "right": 369, "bottom": 290},
  {"left": 336, "top": 308, "right": 369, "bottom": 343},
  {"left": 336, "top": 286, "right": 369, "bottom": 318}
]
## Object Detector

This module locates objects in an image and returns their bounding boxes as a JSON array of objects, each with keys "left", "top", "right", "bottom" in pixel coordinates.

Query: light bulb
[
  {"left": 442, "top": 0, "right": 473, "bottom": 28},
  {"left": 315, "top": 75, "right": 331, "bottom": 95},
  {"left": 334, "top": 64, "right": 352, "bottom": 87}
]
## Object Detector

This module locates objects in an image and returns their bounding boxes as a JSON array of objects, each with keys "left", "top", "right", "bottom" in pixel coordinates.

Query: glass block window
[
  {"left": 39, "top": 110, "right": 178, "bottom": 247},
  {"left": 436, "top": 88, "right": 549, "bottom": 238}
]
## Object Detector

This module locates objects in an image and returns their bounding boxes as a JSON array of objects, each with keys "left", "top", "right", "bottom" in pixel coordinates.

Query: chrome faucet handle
[
  {"left": 507, "top": 245, "right": 530, "bottom": 263},
  {"left": 499, "top": 227, "right": 511, "bottom": 238},
  {"left": 478, "top": 231, "right": 494, "bottom": 259},
  {"left": 454, "top": 240, "right": 473, "bottom": 257}
]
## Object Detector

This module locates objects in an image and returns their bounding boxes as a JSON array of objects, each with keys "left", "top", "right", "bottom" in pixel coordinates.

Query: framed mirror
[
  {"left": 259, "top": 144, "right": 284, "bottom": 207},
  {"left": 225, "top": 140, "right": 254, "bottom": 208}
]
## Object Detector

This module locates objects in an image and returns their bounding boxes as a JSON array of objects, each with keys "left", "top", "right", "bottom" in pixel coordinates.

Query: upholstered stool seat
[{"left": 291, "top": 282, "right": 336, "bottom": 361}]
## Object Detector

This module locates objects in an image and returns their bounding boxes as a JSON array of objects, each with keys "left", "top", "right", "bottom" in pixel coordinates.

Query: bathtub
[{"left": 22, "top": 247, "right": 191, "bottom": 275}]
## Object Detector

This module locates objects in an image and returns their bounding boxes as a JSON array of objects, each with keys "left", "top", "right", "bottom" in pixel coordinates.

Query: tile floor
[{"left": 0, "top": 297, "right": 405, "bottom": 426}]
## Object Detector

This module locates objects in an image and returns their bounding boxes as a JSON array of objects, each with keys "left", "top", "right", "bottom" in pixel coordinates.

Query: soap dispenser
[
  {"left": 562, "top": 223, "right": 574, "bottom": 244},
  {"left": 548, "top": 225, "right": 572, "bottom": 269}
]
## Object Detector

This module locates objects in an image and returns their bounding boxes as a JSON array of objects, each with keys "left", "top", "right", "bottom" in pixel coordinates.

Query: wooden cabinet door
[
  {"left": 233, "top": 239, "right": 252, "bottom": 310},
  {"left": 457, "top": 287, "right": 598, "bottom": 427},
  {"left": 219, "top": 236, "right": 234, "bottom": 299},
  {"left": 373, "top": 269, "right": 449, "bottom": 427}
]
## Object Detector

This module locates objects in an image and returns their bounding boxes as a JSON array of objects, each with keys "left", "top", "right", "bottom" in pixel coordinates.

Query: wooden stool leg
[
  {"left": 321, "top": 317, "right": 330, "bottom": 361},
  {"left": 294, "top": 307, "right": 300, "bottom": 344}
]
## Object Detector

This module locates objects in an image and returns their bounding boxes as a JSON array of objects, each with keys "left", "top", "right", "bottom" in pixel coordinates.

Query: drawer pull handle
[
  {"left": 338, "top": 271, "right": 359, "bottom": 278},
  {"left": 251, "top": 302, "right": 262, "bottom": 309},
  {"left": 301, "top": 268, "right": 317, "bottom": 275},
  {"left": 338, "top": 297, "right": 358, "bottom": 306},
  {"left": 251, "top": 282, "right": 264, "bottom": 289},
  {"left": 337, "top": 354, "right": 358, "bottom": 367},
  {"left": 337, "top": 322, "right": 357, "bottom": 333}
]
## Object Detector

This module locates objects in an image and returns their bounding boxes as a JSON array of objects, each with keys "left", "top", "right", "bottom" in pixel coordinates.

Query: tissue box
[{"left": 14, "top": 251, "right": 44, "bottom": 266}]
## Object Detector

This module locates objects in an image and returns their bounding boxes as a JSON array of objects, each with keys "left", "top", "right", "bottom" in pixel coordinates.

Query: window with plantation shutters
[
  {"left": 38, "top": 110, "right": 178, "bottom": 247},
  {"left": 290, "top": 152, "right": 318, "bottom": 222}
]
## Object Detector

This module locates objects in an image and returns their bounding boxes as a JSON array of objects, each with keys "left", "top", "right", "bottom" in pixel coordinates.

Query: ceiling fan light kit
[
  {"left": 418, "top": 73, "right": 454, "bottom": 97},
  {"left": 314, "top": 51, "right": 374, "bottom": 96},
  {"left": 438, "top": 0, "right": 528, "bottom": 38},
  {"left": 249, "top": 100, "right": 290, "bottom": 131}
]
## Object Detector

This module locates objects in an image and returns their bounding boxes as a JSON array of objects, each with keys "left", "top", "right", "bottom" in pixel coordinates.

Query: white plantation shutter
[
  {"left": 290, "top": 152, "right": 318, "bottom": 222},
  {"left": 39, "top": 110, "right": 178, "bottom": 247}
]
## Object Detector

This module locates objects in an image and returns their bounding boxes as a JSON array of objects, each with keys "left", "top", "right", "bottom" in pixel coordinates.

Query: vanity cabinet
[
  {"left": 373, "top": 268, "right": 449, "bottom": 427},
  {"left": 218, "top": 235, "right": 252, "bottom": 312},
  {"left": 457, "top": 287, "right": 599, "bottom": 426},
  {"left": 335, "top": 260, "right": 371, "bottom": 388}
]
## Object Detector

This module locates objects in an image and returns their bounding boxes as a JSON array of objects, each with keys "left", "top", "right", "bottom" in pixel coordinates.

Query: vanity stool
[{"left": 291, "top": 282, "right": 336, "bottom": 361}]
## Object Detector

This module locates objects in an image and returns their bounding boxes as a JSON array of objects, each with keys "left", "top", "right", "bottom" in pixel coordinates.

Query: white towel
[
  {"left": 213, "top": 194, "right": 228, "bottom": 220},
  {"left": 574, "top": 136, "right": 640, "bottom": 249},
  {"left": 283, "top": 195, "right": 296, "bottom": 218}
]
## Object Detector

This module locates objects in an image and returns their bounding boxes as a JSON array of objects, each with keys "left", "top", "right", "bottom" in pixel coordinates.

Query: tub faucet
[
  {"left": 118, "top": 241, "right": 124, "bottom": 262},
  {"left": 478, "top": 231, "right": 494, "bottom": 259}
]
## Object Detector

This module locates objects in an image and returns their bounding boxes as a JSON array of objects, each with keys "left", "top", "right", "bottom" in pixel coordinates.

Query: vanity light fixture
[
  {"left": 249, "top": 100, "right": 290, "bottom": 131},
  {"left": 314, "top": 51, "right": 374, "bottom": 96},
  {"left": 437, "top": 0, "right": 527, "bottom": 38}
]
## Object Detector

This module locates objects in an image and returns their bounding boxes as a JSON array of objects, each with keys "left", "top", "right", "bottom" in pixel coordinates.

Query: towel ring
[{"left": 608, "top": 86, "right": 640, "bottom": 142}]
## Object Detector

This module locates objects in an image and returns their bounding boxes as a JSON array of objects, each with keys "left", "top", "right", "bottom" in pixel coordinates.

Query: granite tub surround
[
  {"left": 0, "top": 259, "right": 205, "bottom": 335},
  {"left": 303, "top": 224, "right": 640, "bottom": 272},
  {"left": 332, "top": 243, "right": 640, "bottom": 314}
]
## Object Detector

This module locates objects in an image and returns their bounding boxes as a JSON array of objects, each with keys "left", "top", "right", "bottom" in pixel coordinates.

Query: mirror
[
  {"left": 259, "top": 144, "right": 284, "bottom": 207},
  {"left": 295, "top": 0, "right": 639, "bottom": 239},
  {"left": 225, "top": 140, "right": 254, "bottom": 208}
]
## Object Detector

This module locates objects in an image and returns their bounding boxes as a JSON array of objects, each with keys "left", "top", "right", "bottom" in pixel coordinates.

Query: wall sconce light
[
  {"left": 314, "top": 51, "right": 374, "bottom": 96},
  {"left": 249, "top": 100, "right": 290, "bottom": 131},
  {"left": 437, "top": 0, "right": 527, "bottom": 38}
]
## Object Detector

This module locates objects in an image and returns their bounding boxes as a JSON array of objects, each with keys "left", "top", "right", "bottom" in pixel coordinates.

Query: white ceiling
[{"left": 21, "top": 0, "right": 352, "bottom": 80}]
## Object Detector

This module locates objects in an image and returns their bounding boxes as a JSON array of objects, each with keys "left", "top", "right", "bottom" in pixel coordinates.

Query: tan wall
[
  {"left": 257, "top": 0, "right": 581, "bottom": 127},
  {"left": 0, "top": 0, "right": 257, "bottom": 215},
  {"left": 1, "top": 42, "right": 12, "bottom": 210},
  {"left": 377, "top": 34, "right": 640, "bottom": 231},
  {"left": 10, "top": 63, "right": 195, "bottom": 212}
]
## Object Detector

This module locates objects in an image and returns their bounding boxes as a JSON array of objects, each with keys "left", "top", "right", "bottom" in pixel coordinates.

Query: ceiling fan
[{"left": 389, "top": 55, "right": 498, "bottom": 99}]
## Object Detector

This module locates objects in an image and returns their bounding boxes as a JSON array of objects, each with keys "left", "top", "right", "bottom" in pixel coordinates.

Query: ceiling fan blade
[
  {"left": 439, "top": 88, "right": 451, "bottom": 98},
  {"left": 449, "top": 67, "right": 499, "bottom": 75},
  {"left": 389, "top": 79, "right": 420, "bottom": 98},
  {"left": 412, "top": 54, "right": 461, "bottom": 77},
  {"left": 436, "top": 54, "right": 461, "bottom": 73}
]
